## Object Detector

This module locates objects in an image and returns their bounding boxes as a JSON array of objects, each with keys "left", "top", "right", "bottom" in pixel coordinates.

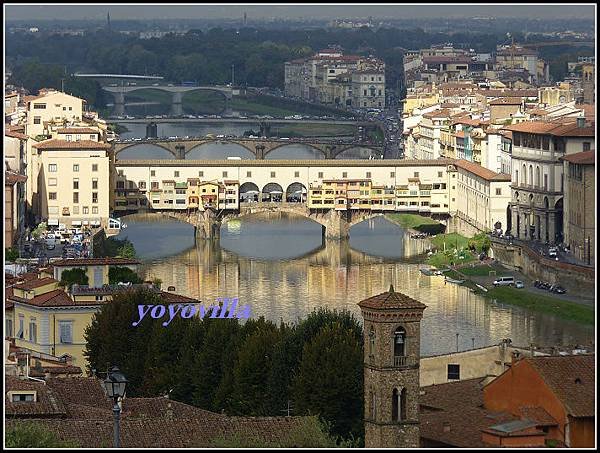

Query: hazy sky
[{"left": 4, "top": 3, "right": 596, "bottom": 21}]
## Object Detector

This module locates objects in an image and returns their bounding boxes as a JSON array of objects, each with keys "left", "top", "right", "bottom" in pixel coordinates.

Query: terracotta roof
[
  {"left": 517, "top": 406, "right": 558, "bottom": 426},
  {"left": 56, "top": 128, "right": 99, "bottom": 134},
  {"left": 454, "top": 159, "right": 512, "bottom": 182},
  {"left": 5, "top": 171, "right": 27, "bottom": 185},
  {"left": 526, "top": 355, "right": 594, "bottom": 417},
  {"left": 5, "top": 130, "right": 29, "bottom": 140},
  {"left": 423, "top": 108, "right": 452, "bottom": 119},
  {"left": 562, "top": 151, "right": 594, "bottom": 165},
  {"left": 358, "top": 285, "right": 427, "bottom": 310},
  {"left": 420, "top": 378, "right": 517, "bottom": 447},
  {"left": 160, "top": 291, "right": 200, "bottom": 304},
  {"left": 503, "top": 121, "right": 594, "bottom": 137},
  {"left": 5, "top": 376, "right": 68, "bottom": 418},
  {"left": 423, "top": 56, "right": 473, "bottom": 64},
  {"left": 32, "top": 139, "right": 110, "bottom": 150},
  {"left": 12, "top": 277, "right": 57, "bottom": 291},
  {"left": 11, "top": 289, "right": 102, "bottom": 308},
  {"left": 51, "top": 258, "right": 140, "bottom": 267}
]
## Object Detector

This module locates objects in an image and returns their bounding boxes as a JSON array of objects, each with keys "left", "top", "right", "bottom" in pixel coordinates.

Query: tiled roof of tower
[{"left": 358, "top": 285, "right": 427, "bottom": 310}]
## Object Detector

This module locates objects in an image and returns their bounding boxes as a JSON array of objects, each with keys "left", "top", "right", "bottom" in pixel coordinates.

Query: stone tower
[{"left": 358, "top": 284, "right": 427, "bottom": 448}]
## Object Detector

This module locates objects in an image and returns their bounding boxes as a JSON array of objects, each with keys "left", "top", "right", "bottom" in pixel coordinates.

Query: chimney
[
  {"left": 443, "top": 422, "right": 451, "bottom": 432},
  {"left": 576, "top": 116, "right": 585, "bottom": 128}
]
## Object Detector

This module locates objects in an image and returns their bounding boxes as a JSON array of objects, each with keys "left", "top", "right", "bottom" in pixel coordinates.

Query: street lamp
[{"left": 102, "top": 366, "right": 128, "bottom": 448}]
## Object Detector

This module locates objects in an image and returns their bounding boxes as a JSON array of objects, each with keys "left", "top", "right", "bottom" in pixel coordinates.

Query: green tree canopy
[
  {"left": 6, "top": 422, "right": 80, "bottom": 448},
  {"left": 59, "top": 268, "right": 89, "bottom": 289},
  {"left": 108, "top": 266, "right": 143, "bottom": 285}
]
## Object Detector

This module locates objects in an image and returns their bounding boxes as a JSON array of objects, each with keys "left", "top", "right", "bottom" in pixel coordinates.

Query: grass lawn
[
  {"left": 386, "top": 213, "right": 441, "bottom": 230},
  {"left": 483, "top": 286, "right": 595, "bottom": 325},
  {"left": 430, "top": 232, "right": 470, "bottom": 251},
  {"left": 458, "top": 264, "right": 499, "bottom": 277}
]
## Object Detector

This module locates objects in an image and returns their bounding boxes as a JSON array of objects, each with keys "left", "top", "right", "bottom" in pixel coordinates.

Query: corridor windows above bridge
[
  {"left": 414, "top": 172, "right": 419, "bottom": 178},
  {"left": 366, "top": 172, "right": 372, "bottom": 178},
  {"left": 151, "top": 170, "right": 156, "bottom": 176},
  {"left": 223, "top": 171, "right": 228, "bottom": 178},
  {"left": 318, "top": 172, "right": 324, "bottom": 178},
  {"left": 343, "top": 172, "right": 348, "bottom": 178},
  {"left": 247, "top": 171, "right": 252, "bottom": 178},
  {"left": 174, "top": 171, "right": 180, "bottom": 177},
  {"left": 390, "top": 172, "right": 395, "bottom": 178},
  {"left": 199, "top": 171, "right": 204, "bottom": 177},
  {"left": 271, "top": 172, "right": 276, "bottom": 178},
  {"left": 295, "top": 171, "right": 300, "bottom": 178}
]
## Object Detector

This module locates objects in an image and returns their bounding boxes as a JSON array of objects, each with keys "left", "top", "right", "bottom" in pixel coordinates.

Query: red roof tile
[
  {"left": 32, "top": 139, "right": 110, "bottom": 150},
  {"left": 561, "top": 151, "right": 594, "bottom": 165},
  {"left": 12, "top": 277, "right": 57, "bottom": 291},
  {"left": 5, "top": 130, "right": 29, "bottom": 140},
  {"left": 504, "top": 121, "right": 594, "bottom": 137},
  {"left": 11, "top": 289, "right": 100, "bottom": 308},
  {"left": 56, "top": 128, "right": 100, "bottom": 134},
  {"left": 454, "top": 159, "right": 511, "bottom": 182},
  {"left": 358, "top": 285, "right": 427, "bottom": 310},
  {"left": 5, "top": 171, "right": 27, "bottom": 185}
]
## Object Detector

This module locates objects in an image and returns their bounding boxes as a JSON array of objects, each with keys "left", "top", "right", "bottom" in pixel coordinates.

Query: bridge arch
[
  {"left": 264, "top": 143, "right": 327, "bottom": 159},
  {"left": 115, "top": 143, "right": 177, "bottom": 159},
  {"left": 285, "top": 182, "right": 307, "bottom": 202},
  {"left": 334, "top": 146, "right": 382, "bottom": 159},
  {"left": 239, "top": 182, "right": 260, "bottom": 201},
  {"left": 262, "top": 183, "right": 284, "bottom": 202},
  {"left": 186, "top": 142, "right": 256, "bottom": 160}
]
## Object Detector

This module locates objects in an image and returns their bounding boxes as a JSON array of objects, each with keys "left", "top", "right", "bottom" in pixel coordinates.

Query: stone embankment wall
[{"left": 491, "top": 240, "right": 595, "bottom": 295}]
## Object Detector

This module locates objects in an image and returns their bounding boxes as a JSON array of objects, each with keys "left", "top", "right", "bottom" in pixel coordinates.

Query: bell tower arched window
[
  {"left": 394, "top": 326, "right": 406, "bottom": 358},
  {"left": 369, "top": 326, "right": 376, "bottom": 355},
  {"left": 400, "top": 388, "right": 407, "bottom": 420},
  {"left": 392, "top": 388, "right": 399, "bottom": 421}
]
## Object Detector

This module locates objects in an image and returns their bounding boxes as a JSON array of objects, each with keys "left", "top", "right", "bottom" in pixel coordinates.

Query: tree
[
  {"left": 5, "top": 247, "right": 19, "bottom": 262},
  {"left": 6, "top": 422, "right": 79, "bottom": 448},
  {"left": 31, "top": 222, "right": 47, "bottom": 240},
  {"left": 108, "top": 266, "right": 143, "bottom": 285},
  {"left": 117, "top": 241, "right": 136, "bottom": 259},
  {"left": 59, "top": 268, "right": 89, "bottom": 289},
  {"left": 292, "top": 322, "right": 364, "bottom": 441}
]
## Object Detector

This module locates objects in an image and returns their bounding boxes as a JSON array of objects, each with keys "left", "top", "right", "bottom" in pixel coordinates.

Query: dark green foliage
[
  {"left": 6, "top": 422, "right": 80, "bottom": 448},
  {"left": 108, "top": 266, "right": 143, "bottom": 285},
  {"left": 291, "top": 322, "right": 364, "bottom": 441},
  {"left": 84, "top": 302, "right": 364, "bottom": 442},
  {"left": 59, "top": 268, "right": 89, "bottom": 289},
  {"left": 5, "top": 247, "right": 19, "bottom": 262},
  {"left": 95, "top": 236, "right": 136, "bottom": 259}
]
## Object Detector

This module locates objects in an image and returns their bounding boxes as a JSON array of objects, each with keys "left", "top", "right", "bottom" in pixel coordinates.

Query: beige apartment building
[
  {"left": 25, "top": 89, "right": 85, "bottom": 139},
  {"left": 32, "top": 139, "right": 112, "bottom": 229},
  {"left": 562, "top": 151, "right": 594, "bottom": 264},
  {"left": 352, "top": 70, "right": 386, "bottom": 109}
]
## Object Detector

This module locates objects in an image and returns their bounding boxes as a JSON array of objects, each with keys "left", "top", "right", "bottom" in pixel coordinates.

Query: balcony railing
[{"left": 393, "top": 355, "right": 416, "bottom": 367}]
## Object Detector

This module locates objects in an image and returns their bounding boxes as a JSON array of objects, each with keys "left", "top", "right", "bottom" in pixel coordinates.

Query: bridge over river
[{"left": 113, "top": 137, "right": 383, "bottom": 159}]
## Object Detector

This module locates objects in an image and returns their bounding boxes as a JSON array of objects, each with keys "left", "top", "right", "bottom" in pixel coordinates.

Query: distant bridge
[
  {"left": 112, "top": 137, "right": 383, "bottom": 159},
  {"left": 109, "top": 118, "right": 360, "bottom": 126},
  {"left": 102, "top": 85, "right": 235, "bottom": 116},
  {"left": 73, "top": 73, "right": 165, "bottom": 80}
]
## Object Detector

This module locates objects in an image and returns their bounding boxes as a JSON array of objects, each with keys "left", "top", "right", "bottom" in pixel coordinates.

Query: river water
[
  {"left": 114, "top": 214, "right": 593, "bottom": 357},
  {"left": 117, "top": 122, "right": 374, "bottom": 160}
]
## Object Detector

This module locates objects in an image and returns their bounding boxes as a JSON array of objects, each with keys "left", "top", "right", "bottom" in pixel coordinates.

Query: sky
[{"left": 4, "top": 3, "right": 596, "bottom": 21}]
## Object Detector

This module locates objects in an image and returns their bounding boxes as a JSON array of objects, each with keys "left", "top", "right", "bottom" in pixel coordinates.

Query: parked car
[
  {"left": 548, "top": 247, "right": 558, "bottom": 258},
  {"left": 550, "top": 285, "right": 566, "bottom": 294},
  {"left": 46, "top": 242, "right": 56, "bottom": 250},
  {"left": 493, "top": 276, "right": 515, "bottom": 287},
  {"left": 515, "top": 281, "right": 524, "bottom": 289}
]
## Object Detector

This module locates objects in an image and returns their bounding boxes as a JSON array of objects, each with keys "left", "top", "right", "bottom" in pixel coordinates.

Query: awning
[
  {"left": 83, "top": 221, "right": 89, "bottom": 225},
  {"left": 48, "top": 219, "right": 59, "bottom": 226},
  {"left": 72, "top": 220, "right": 82, "bottom": 226}
]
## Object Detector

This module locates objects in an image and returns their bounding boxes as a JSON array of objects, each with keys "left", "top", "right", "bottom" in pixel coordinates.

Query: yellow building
[
  {"left": 403, "top": 92, "right": 441, "bottom": 115},
  {"left": 198, "top": 181, "right": 220, "bottom": 209},
  {"left": 187, "top": 178, "right": 201, "bottom": 209},
  {"left": 32, "top": 139, "right": 112, "bottom": 228},
  {"left": 25, "top": 89, "right": 85, "bottom": 139}
]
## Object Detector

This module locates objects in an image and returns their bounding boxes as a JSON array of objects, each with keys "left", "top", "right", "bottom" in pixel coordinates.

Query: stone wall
[{"left": 491, "top": 240, "right": 595, "bottom": 294}]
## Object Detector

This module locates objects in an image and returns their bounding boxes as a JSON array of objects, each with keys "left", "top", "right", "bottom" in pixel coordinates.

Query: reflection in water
[
  {"left": 119, "top": 215, "right": 594, "bottom": 356},
  {"left": 186, "top": 144, "right": 255, "bottom": 160},
  {"left": 117, "top": 144, "right": 177, "bottom": 160}
]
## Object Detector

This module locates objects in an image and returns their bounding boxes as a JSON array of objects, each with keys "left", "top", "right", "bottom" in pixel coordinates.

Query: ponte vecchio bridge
[{"left": 112, "top": 137, "right": 383, "bottom": 159}]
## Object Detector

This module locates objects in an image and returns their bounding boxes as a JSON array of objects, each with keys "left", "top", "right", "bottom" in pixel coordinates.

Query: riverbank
[{"left": 448, "top": 263, "right": 595, "bottom": 325}]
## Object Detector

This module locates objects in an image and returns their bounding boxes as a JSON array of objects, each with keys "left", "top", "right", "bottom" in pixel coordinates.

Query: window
[
  {"left": 151, "top": 181, "right": 159, "bottom": 190},
  {"left": 544, "top": 174, "right": 548, "bottom": 191},
  {"left": 47, "top": 192, "right": 57, "bottom": 201},
  {"left": 390, "top": 172, "right": 395, "bottom": 178},
  {"left": 271, "top": 171, "right": 276, "bottom": 178},
  {"left": 6, "top": 319, "right": 13, "bottom": 337},
  {"left": 583, "top": 142, "right": 591, "bottom": 151},
  {"left": 92, "top": 179, "right": 98, "bottom": 190},
  {"left": 294, "top": 171, "right": 300, "bottom": 178},
  {"left": 92, "top": 164, "right": 98, "bottom": 172},
  {"left": 174, "top": 171, "right": 180, "bottom": 177},
  {"left": 222, "top": 171, "right": 228, "bottom": 177},
  {"left": 392, "top": 388, "right": 407, "bottom": 421},
  {"left": 73, "top": 179, "right": 79, "bottom": 190},
  {"left": 12, "top": 393, "right": 35, "bottom": 402},
  {"left": 139, "top": 181, "right": 146, "bottom": 189},
  {"left": 83, "top": 206, "right": 89, "bottom": 214},
  {"left": 48, "top": 206, "right": 59, "bottom": 215},
  {"left": 247, "top": 171, "right": 252, "bottom": 177},
  {"left": 393, "top": 327, "right": 406, "bottom": 358},
  {"left": 48, "top": 178, "right": 57, "bottom": 186},
  {"left": 73, "top": 192, "right": 79, "bottom": 204},
  {"left": 366, "top": 172, "right": 371, "bottom": 178},
  {"left": 198, "top": 171, "right": 204, "bottom": 177},
  {"left": 48, "top": 164, "right": 57, "bottom": 172},
  {"left": 92, "top": 193, "right": 98, "bottom": 203},
  {"left": 414, "top": 172, "right": 419, "bottom": 178},
  {"left": 447, "top": 364, "right": 460, "bottom": 380},
  {"left": 438, "top": 171, "right": 443, "bottom": 178},
  {"left": 59, "top": 321, "right": 73, "bottom": 344},
  {"left": 29, "top": 320, "right": 37, "bottom": 343},
  {"left": 33, "top": 116, "right": 41, "bottom": 124},
  {"left": 73, "top": 164, "right": 79, "bottom": 172},
  {"left": 495, "top": 188, "right": 502, "bottom": 196},
  {"left": 151, "top": 170, "right": 156, "bottom": 177},
  {"left": 92, "top": 206, "right": 98, "bottom": 214},
  {"left": 17, "top": 316, "right": 24, "bottom": 339}
]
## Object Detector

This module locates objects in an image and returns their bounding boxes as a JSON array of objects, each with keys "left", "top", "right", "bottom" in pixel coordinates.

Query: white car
[{"left": 515, "top": 281, "right": 525, "bottom": 289}]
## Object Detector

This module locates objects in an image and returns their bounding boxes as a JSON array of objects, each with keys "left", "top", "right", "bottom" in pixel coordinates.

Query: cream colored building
[
  {"left": 454, "top": 159, "right": 512, "bottom": 232},
  {"left": 25, "top": 89, "right": 85, "bottom": 139},
  {"left": 32, "top": 139, "right": 111, "bottom": 228},
  {"left": 351, "top": 70, "right": 386, "bottom": 109}
]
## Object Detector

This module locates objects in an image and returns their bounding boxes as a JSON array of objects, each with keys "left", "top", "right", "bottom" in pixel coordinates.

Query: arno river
[{"left": 115, "top": 214, "right": 594, "bottom": 357}]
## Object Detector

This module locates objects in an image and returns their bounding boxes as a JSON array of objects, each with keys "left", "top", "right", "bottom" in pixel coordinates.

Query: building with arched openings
[{"left": 358, "top": 284, "right": 427, "bottom": 448}]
